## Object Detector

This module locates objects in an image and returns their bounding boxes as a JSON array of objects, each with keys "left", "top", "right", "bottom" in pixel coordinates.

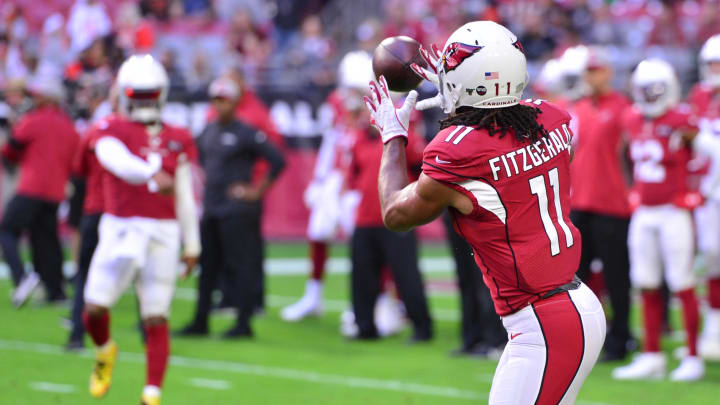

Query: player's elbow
[{"left": 382, "top": 209, "right": 412, "bottom": 233}]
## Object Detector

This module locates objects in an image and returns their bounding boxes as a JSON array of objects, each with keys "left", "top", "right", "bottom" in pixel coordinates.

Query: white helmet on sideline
[
  {"left": 338, "top": 50, "right": 374, "bottom": 90},
  {"left": 631, "top": 58, "right": 679, "bottom": 118},
  {"left": 437, "top": 21, "right": 527, "bottom": 113},
  {"left": 116, "top": 54, "right": 169, "bottom": 123},
  {"left": 700, "top": 34, "right": 720, "bottom": 88},
  {"left": 558, "top": 45, "right": 590, "bottom": 101}
]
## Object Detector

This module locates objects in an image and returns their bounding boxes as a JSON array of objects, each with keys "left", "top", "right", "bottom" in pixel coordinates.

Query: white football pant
[
  {"left": 489, "top": 283, "right": 605, "bottom": 405},
  {"left": 630, "top": 204, "right": 695, "bottom": 291},
  {"left": 84, "top": 214, "right": 181, "bottom": 318},
  {"left": 305, "top": 170, "right": 360, "bottom": 241},
  {"left": 695, "top": 199, "right": 720, "bottom": 278}
]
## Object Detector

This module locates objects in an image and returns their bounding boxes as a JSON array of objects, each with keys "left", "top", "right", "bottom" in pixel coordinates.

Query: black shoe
[
  {"left": 408, "top": 330, "right": 433, "bottom": 344},
  {"left": 222, "top": 324, "right": 253, "bottom": 339},
  {"left": 64, "top": 339, "right": 84, "bottom": 352},
  {"left": 174, "top": 322, "right": 209, "bottom": 337}
]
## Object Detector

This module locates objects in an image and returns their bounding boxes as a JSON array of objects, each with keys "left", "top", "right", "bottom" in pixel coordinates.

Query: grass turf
[{"left": 0, "top": 242, "right": 717, "bottom": 404}]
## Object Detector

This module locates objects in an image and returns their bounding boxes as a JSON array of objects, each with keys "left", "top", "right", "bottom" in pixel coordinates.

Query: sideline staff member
[
  {"left": 178, "top": 76, "right": 285, "bottom": 338},
  {"left": 0, "top": 75, "right": 79, "bottom": 307}
]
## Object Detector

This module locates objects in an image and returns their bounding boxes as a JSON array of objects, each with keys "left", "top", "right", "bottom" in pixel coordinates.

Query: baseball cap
[{"left": 208, "top": 77, "right": 240, "bottom": 100}]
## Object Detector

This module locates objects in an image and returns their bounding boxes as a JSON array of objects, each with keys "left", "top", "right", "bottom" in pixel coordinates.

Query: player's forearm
[
  {"left": 174, "top": 162, "right": 201, "bottom": 257},
  {"left": 95, "top": 137, "right": 160, "bottom": 184},
  {"left": 379, "top": 138, "right": 413, "bottom": 231}
]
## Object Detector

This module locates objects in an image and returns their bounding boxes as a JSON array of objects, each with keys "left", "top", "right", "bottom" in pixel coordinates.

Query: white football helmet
[
  {"left": 700, "top": 34, "right": 720, "bottom": 88},
  {"left": 558, "top": 45, "right": 590, "bottom": 101},
  {"left": 116, "top": 54, "right": 169, "bottom": 123},
  {"left": 437, "top": 21, "right": 527, "bottom": 113},
  {"left": 338, "top": 50, "right": 374, "bottom": 110},
  {"left": 535, "top": 58, "right": 563, "bottom": 96},
  {"left": 631, "top": 58, "right": 679, "bottom": 118}
]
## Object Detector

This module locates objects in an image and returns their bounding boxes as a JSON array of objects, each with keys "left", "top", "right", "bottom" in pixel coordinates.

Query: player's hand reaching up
[
  {"left": 410, "top": 44, "right": 445, "bottom": 111},
  {"left": 363, "top": 76, "right": 417, "bottom": 144}
]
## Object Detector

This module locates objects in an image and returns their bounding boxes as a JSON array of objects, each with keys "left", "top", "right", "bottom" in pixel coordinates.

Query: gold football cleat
[
  {"left": 140, "top": 392, "right": 161, "bottom": 405},
  {"left": 89, "top": 341, "right": 118, "bottom": 398}
]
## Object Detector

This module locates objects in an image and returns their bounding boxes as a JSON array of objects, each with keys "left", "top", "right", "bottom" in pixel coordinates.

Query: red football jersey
[
  {"left": 422, "top": 99, "right": 581, "bottom": 316},
  {"left": 2, "top": 106, "right": 79, "bottom": 203},
  {"left": 624, "top": 106, "right": 698, "bottom": 207},
  {"left": 72, "top": 114, "right": 123, "bottom": 214},
  {"left": 349, "top": 128, "right": 424, "bottom": 227},
  {"left": 570, "top": 91, "right": 632, "bottom": 217},
  {"left": 689, "top": 83, "right": 720, "bottom": 121},
  {"left": 95, "top": 117, "right": 198, "bottom": 219}
]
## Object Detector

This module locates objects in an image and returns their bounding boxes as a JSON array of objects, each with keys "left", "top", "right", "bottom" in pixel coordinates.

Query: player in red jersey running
[
  {"left": 612, "top": 59, "right": 707, "bottom": 381},
  {"left": 364, "top": 21, "right": 605, "bottom": 404},
  {"left": 81, "top": 55, "right": 201, "bottom": 405}
]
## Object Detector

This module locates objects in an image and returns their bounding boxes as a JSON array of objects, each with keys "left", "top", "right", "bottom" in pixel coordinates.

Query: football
[{"left": 372, "top": 36, "right": 428, "bottom": 93}]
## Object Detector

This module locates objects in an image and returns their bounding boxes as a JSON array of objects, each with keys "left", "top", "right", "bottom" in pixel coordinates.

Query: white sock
[{"left": 143, "top": 385, "right": 161, "bottom": 397}]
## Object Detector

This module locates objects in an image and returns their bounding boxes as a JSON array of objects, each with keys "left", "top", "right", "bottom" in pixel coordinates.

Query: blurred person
[
  {"left": 176, "top": 76, "right": 284, "bottom": 338},
  {"left": 0, "top": 74, "right": 79, "bottom": 308},
  {"left": 81, "top": 55, "right": 200, "bottom": 405},
  {"left": 375, "top": 21, "right": 605, "bottom": 402},
  {"left": 37, "top": 13, "right": 70, "bottom": 80},
  {"left": 690, "top": 34, "right": 720, "bottom": 360},
  {"left": 518, "top": 13, "right": 556, "bottom": 61},
  {"left": 159, "top": 48, "right": 187, "bottom": 100},
  {"left": 281, "top": 51, "right": 368, "bottom": 322},
  {"left": 348, "top": 92, "right": 432, "bottom": 342},
  {"left": 569, "top": 46, "right": 634, "bottom": 362},
  {"left": 205, "top": 66, "right": 284, "bottom": 311},
  {"left": 67, "top": 0, "right": 112, "bottom": 56},
  {"left": 65, "top": 84, "right": 116, "bottom": 351},
  {"left": 286, "top": 15, "right": 335, "bottom": 88},
  {"left": 382, "top": 0, "right": 425, "bottom": 46},
  {"left": 613, "top": 59, "right": 706, "bottom": 381}
]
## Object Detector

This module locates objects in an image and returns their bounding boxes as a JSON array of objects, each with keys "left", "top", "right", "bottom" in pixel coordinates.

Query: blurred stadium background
[{"left": 0, "top": 0, "right": 719, "bottom": 404}]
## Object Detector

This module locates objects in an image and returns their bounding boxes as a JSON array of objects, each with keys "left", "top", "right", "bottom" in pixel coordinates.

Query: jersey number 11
[{"left": 529, "top": 167, "right": 574, "bottom": 256}]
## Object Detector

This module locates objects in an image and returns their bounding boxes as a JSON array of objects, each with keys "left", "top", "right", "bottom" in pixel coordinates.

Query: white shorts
[
  {"left": 489, "top": 283, "right": 605, "bottom": 405},
  {"left": 84, "top": 214, "right": 181, "bottom": 318},
  {"left": 695, "top": 199, "right": 720, "bottom": 277},
  {"left": 630, "top": 204, "right": 695, "bottom": 291},
  {"left": 305, "top": 171, "right": 360, "bottom": 241}
]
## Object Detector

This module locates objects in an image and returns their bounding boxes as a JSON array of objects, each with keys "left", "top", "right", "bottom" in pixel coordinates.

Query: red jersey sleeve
[
  {"left": 3, "top": 114, "right": 34, "bottom": 161},
  {"left": 422, "top": 125, "right": 487, "bottom": 184}
]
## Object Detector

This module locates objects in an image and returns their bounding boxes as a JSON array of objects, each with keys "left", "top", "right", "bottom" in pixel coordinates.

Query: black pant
[
  {"left": 571, "top": 210, "right": 632, "bottom": 352},
  {"left": 192, "top": 213, "right": 264, "bottom": 329},
  {"left": 351, "top": 227, "right": 432, "bottom": 337},
  {"left": 443, "top": 213, "right": 506, "bottom": 349},
  {"left": 0, "top": 195, "right": 64, "bottom": 300},
  {"left": 68, "top": 213, "right": 101, "bottom": 342}
]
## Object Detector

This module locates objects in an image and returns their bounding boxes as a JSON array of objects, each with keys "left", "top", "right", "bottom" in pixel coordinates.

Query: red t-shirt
[
  {"left": 422, "top": 99, "right": 581, "bottom": 316},
  {"left": 72, "top": 115, "right": 123, "bottom": 214},
  {"left": 348, "top": 129, "right": 424, "bottom": 227},
  {"left": 688, "top": 83, "right": 720, "bottom": 122},
  {"left": 95, "top": 118, "right": 197, "bottom": 219},
  {"left": 2, "top": 106, "right": 80, "bottom": 203},
  {"left": 624, "top": 106, "right": 698, "bottom": 207},
  {"left": 570, "top": 91, "right": 632, "bottom": 217}
]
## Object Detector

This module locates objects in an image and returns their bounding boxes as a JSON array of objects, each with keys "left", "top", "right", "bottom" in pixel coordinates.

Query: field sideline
[{"left": 0, "top": 242, "right": 717, "bottom": 404}]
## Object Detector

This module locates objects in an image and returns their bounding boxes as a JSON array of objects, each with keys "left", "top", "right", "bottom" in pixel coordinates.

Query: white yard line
[
  {"left": 0, "top": 339, "right": 482, "bottom": 401},
  {"left": 29, "top": 381, "right": 76, "bottom": 394},
  {"left": 189, "top": 378, "right": 231, "bottom": 390},
  {"left": 5, "top": 340, "right": 615, "bottom": 405}
]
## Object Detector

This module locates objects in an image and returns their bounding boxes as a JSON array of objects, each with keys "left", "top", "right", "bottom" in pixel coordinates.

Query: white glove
[
  {"left": 410, "top": 44, "right": 445, "bottom": 111},
  {"left": 363, "top": 76, "right": 418, "bottom": 144}
]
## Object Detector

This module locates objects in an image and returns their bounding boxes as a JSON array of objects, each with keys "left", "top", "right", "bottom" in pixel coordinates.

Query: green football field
[{"left": 0, "top": 242, "right": 717, "bottom": 404}]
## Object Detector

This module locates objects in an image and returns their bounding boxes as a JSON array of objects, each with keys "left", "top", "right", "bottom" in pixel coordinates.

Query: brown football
[{"left": 372, "top": 36, "right": 428, "bottom": 93}]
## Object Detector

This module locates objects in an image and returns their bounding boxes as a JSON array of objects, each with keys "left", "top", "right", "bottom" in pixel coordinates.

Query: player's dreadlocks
[{"left": 439, "top": 104, "right": 548, "bottom": 143}]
